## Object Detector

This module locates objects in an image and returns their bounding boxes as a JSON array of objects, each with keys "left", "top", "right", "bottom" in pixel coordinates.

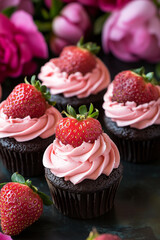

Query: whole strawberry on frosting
[
  {"left": 3, "top": 75, "right": 55, "bottom": 119},
  {"left": 86, "top": 229, "right": 121, "bottom": 240},
  {"left": 52, "top": 37, "right": 100, "bottom": 75},
  {"left": 0, "top": 172, "right": 52, "bottom": 236},
  {"left": 56, "top": 104, "right": 102, "bottom": 148},
  {"left": 111, "top": 67, "right": 160, "bottom": 105}
]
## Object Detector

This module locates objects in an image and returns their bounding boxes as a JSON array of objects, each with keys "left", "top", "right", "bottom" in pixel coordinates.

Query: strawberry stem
[
  {"left": 25, "top": 76, "right": 56, "bottom": 106},
  {"left": 77, "top": 37, "right": 100, "bottom": 55},
  {"left": 86, "top": 228, "right": 99, "bottom": 240},
  {"left": 0, "top": 173, "right": 53, "bottom": 206},
  {"left": 62, "top": 103, "right": 99, "bottom": 120},
  {"left": 132, "top": 67, "right": 159, "bottom": 85}
]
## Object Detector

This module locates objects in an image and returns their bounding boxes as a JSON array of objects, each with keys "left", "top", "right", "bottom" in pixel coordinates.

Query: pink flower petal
[
  {"left": 0, "top": 0, "right": 19, "bottom": 11},
  {"left": 117, "top": 0, "right": 156, "bottom": 29},
  {"left": 0, "top": 232, "right": 13, "bottom": 240},
  {"left": 61, "top": 3, "right": 90, "bottom": 30},
  {"left": 11, "top": 10, "right": 37, "bottom": 32},
  {"left": 52, "top": 16, "right": 83, "bottom": 43},
  {"left": 11, "top": 10, "right": 48, "bottom": 59},
  {"left": 50, "top": 36, "right": 69, "bottom": 55},
  {"left": 0, "top": 14, "right": 15, "bottom": 37}
]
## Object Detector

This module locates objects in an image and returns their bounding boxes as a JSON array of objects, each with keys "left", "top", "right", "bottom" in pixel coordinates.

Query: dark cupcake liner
[
  {"left": 0, "top": 136, "right": 54, "bottom": 177},
  {"left": 109, "top": 133, "right": 158, "bottom": 163},
  {"left": 45, "top": 175, "right": 122, "bottom": 219},
  {"left": 103, "top": 116, "right": 160, "bottom": 163},
  {"left": 0, "top": 147, "right": 44, "bottom": 177}
]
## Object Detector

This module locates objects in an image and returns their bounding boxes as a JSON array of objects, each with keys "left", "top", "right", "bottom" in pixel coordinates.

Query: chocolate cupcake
[
  {"left": 38, "top": 40, "right": 110, "bottom": 120},
  {"left": 43, "top": 105, "right": 123, "bottom": 219},
  {"left": 0, "top": 77, "right": 62, "bottom": 176},
  {"left": 45, "top": 164, "right": 122, "bottom": 219},
  {"left": 103, "top": 67, "right": 160, "bottom": 163}
]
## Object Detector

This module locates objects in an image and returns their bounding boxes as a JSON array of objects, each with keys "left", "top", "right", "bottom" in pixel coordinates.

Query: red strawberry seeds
[
  {"left": 3, "top": 83, "right": 46, "bottom": 119},
  {"left": 0, "top": 182, "right": 43, "bottom": 236},
  {"left": 56, "top": 104, "right": 102, "bottom": 148},
  {"left": 53, "top": 38, "right": 100, "bottom": 75},
  {"left": 3, "top": 76, "right": 54, "bottom": 119},
  {"left": 0, "top": 173, "right": 52, "bottom": 236},
  {"left": 111, "top": 67, "right": 159, "bottom": 105}
]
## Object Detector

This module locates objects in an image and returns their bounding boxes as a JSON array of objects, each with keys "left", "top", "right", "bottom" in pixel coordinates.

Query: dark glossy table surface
[{"left": 0, "top": 53, "right": 160, "bottom": 240}]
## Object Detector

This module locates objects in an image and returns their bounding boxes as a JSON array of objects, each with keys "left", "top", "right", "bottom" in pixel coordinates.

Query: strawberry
[
  {"left": 0, "top": 172, "right": 52, "bottom": 236},
  {"left": 56, "top": 104, "right": 102, "bottom": 148},
  {"left": 87, "top": 229, "right": 121, "bottom": 240},
  {"left": 3, "top": 76, "right": 55, "bottom": 119},
  {"left": 52, "top": 37, "right": 100, "bottom": 75},
  {"left": 111, "top": 67, "right": 160, "bottom": 105}
]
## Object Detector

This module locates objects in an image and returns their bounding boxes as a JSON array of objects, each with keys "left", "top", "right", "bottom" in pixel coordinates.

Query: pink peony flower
[
  {"left": 102, "top": 0, "right": 160, "bottom": 62},
  {"left": 0, "top": 0, "right": 34, "bottom": 15},
  {"left": 0, "top": 232, "right": 13, "bottom": 240},
  {"left": 61, "top": 0, "right": 130, "bottom": 11},
  {"left": 51, "top": 3, "right": 91, "bottom": 55},
  {"left": 99, "top": 0, "right": 131, "bottom": 11},
  {"left": 0, "top": 11, "right": 48, "bottom": 83}
]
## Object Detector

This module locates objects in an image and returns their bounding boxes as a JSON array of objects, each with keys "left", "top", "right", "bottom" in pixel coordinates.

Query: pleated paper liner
[
  {"left": 45, "top": 165, "right": 123, "bottom": 219},
  {"left": 103, "top": 117, "right": 160, "bottom": 163},
  {"left": 0, "top": 136, "right": 54, "bottom": 177}
]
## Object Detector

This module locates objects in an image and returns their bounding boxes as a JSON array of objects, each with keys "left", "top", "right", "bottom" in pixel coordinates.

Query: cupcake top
[
  {"left": 43, "top": 104, "right": 120, "bottom": 185},
  {"left": 103, "top": 67, "right": 160, "bottom": 129},
  {"left": 0, "top": 101, "right": 62, "bottom": 142},
  {"left": 0, "top": 77, "right": 62, "bottom": 142},
  {"left": 38, "top": 40, "right": 110, "bottom": 98},
  {"left": 43, "top": 133, "right": 120, "bottom": 185}
]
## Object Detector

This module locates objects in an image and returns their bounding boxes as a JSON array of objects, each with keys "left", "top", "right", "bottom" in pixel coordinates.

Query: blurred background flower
[
  {"left": 0, "top": 10, "right": 48, "bottom": 83},
  {"left": 102, "top": 0, "right": 160, "bottom": 62},
  {"left": 0, "top": 0, "right": 34, "bottom": 14},
  {"left": 0, "top": 232, "right": 13, "bottom": 240},
  {"left": 50, "top": 3, "right": 91, "bottom": 55},
  {"left": 0, "top": 0, "right": 160, "bottom": 83}
]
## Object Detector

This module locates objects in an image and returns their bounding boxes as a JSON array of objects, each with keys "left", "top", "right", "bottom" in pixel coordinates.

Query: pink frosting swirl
[
  {"left": 38, "top": 57, "right": 110, "bottom": 98},
  {"left": 0, "top": 101, "right": 62, "bottom": 142},
  {"left": 43, "top": 133, "right": 120, "bottom": 184},
  {"left": 103, "top": 83, "right": 160, "bottom": 129}
]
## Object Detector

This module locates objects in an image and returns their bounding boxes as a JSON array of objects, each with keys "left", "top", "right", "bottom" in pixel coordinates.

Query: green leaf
[
  {"left": 37, "top": 191, "right": 53, "bottom": 206},
  {"left": 89, "top": 109, "right": 99, "bottom": 119},
  {"left": 0, "top": 183, "right": 8, "bottom": 190},
  {"left": 31, "top": 75, "right": 36, "bottom": 85},
  {"left": 77, "top": 37, "right": 84, "bottom": 48},
  {"left": 77, "top": 38, "right": 100, "bottom": 55},
  {"left": 88, "top": 103, "right": 94, "bottom": 116},
  {"left": 132, "top": 66, "right": 145, "bottom": 75},
  {"left": 155, "top": 63, "right": 160, "bottom": 78},
  {"left": 145, "top": 72, "right": 154, "bottom": 82},
  {"left": 2, "top": 6, "right": 16, "bottom": 17},
  {"left": 41, "top": 8, "right": 50, "bottom": 20},
  {"left": 41, "top": 85, "right": 47, "bottom": 93},
  {"left": 67, "top": 105, "right": 76, "bottom": 118},
  {"left": 79, "top": 105, "right": 87, "bottom": 115},
  {"left": 93, "top": 13, "right": 109, "bottom": 35},
  {"left": 49, "top": 0, "right": 63, "bottom": 19},
  {"left": 35, "top": 20, "right": 52, "bottom": 32},
  {"left": 11, "top": 173, "right": 25, "bottom": 184}
]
